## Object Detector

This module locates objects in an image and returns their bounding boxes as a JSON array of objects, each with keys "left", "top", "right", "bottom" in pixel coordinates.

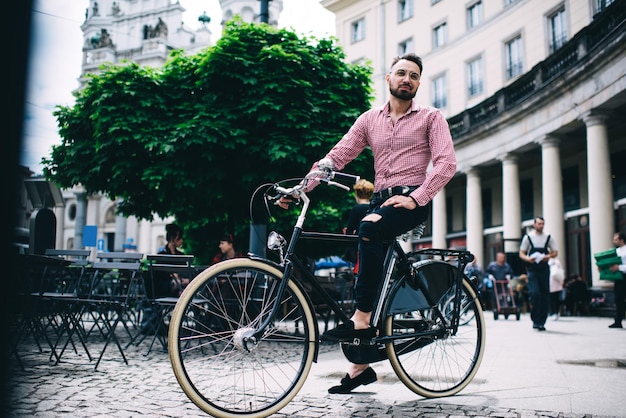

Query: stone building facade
[{"left": 322, "top": 0, "right": 625, "bottom": 291}]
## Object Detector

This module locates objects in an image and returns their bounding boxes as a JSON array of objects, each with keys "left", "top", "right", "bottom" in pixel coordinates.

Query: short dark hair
[
  {"left": 616, "top": 232, "right": 626, "bottom": 242},
  {"left": 390, "top": 53, "right": 423, "bottom": 75},
  {"left": 165, "top": 223, "right": 183, "bottom": 241},
  {"left": 220, "top": 233, "right": 234, "bottom": 244}
]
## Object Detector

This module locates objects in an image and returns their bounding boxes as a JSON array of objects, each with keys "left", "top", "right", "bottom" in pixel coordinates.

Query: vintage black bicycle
[{"left": 168, "top": 165, "right": 486, "bottom": 417}]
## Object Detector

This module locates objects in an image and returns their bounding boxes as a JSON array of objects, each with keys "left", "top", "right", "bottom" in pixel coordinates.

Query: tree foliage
[{"left": 44, "top": 19, "right": 374, "bottom": 264}]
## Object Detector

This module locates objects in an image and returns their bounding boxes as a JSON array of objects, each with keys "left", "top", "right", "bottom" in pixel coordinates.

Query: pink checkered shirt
[{"left": 310, "top": 100, "right": 456, "bottom": 207}]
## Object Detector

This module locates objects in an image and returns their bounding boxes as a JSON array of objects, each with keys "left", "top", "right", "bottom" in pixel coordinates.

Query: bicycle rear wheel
[
  {"left": 384, "top": 260, "right": 485, "bottom": 398},
  {"left": 168, "top": 259, "right": 317, "bottom": 418}
]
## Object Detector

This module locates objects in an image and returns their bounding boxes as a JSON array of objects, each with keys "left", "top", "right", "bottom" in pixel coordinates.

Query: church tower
[
  {"left": 79, "top": 1, "right": 284, "bottom": 87},
  {"left": 220, "top": 0, "right": 283, "bottom": 26},
  {"left": 80, "top": 0, "right": 214, "bottom": 86}
]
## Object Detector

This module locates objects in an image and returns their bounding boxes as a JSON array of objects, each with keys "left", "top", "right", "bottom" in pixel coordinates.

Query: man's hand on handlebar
[{"left": 277, "top": 195, "right": 299, "bottom": 210}]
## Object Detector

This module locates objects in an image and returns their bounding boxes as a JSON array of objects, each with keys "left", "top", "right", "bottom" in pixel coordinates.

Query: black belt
[{"left": 372, "top": 186, "right": 419, "bottom": 200}]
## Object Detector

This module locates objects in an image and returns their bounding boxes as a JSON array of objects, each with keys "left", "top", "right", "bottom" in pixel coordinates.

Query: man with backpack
[{"left": 519, "top": 217, "right": 558, "bottom": 331}]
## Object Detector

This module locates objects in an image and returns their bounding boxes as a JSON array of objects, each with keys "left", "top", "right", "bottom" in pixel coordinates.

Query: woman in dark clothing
[
  {"left": 158, "top": 223, "right": 188, "bottom": 294},
  {"left": 141, "top": 223, "right": 186, "bottom": 334}
]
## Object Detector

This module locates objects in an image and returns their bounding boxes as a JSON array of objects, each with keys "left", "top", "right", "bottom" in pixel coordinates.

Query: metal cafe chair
[
  {"left": 11, "top": 249, "right": 94, "bottom": 369},
  {"left": 12, "top": 252, "right": 80, "bottom": 369},
  {"left": 135, "top": 254, "right": 194, "bottom": 354},
  {"left": 75, "top": 251, "right": 144, "bottom": 370},
  {"left": 39, "top": 249, "right": 93, "bottom": 364}
]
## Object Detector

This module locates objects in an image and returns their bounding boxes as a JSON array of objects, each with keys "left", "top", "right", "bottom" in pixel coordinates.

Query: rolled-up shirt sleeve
[{"left": 409, "top": 110, "right": 456, "bottom": 207}]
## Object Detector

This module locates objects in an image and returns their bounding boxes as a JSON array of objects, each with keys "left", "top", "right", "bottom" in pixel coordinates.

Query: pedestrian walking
[
  {"left": 519, "top": 216, "right": 558, "bottom": 331},
  {"left": 607, "top": 231, "right": 626, "bottom": 328},
  {"left": 549, "top": 256, "right": 565, "bottom": 319}
]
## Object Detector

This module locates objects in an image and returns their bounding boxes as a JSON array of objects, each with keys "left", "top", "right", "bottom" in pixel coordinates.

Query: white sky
[{"left": 22, "top": 0, "right": 336, "bottom": 175}]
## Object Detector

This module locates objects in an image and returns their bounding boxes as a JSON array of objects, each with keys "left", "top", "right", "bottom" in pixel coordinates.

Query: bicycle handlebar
[
  {"left": 317, "top": 158, "right": 360, "bottom": 186},
  {"left": 269, "top": 166, "right": 360, "bottom": 201}
]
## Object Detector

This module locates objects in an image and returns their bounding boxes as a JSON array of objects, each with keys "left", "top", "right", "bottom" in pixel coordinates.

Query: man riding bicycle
[{"left": 282, "top": 52, "right": 457, "bottom": 394}]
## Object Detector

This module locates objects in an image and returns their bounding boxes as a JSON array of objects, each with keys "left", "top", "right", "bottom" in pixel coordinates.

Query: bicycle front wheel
[
  {"left": 384, "top": 260, "right": 485, "bottom": 398},
  {"left": 168, "top": 258, "right": 317, "bottom": 418}
]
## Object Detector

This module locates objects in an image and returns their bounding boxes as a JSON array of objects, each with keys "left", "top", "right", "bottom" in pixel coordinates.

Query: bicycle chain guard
[{"left": 341, "top": 341, "right": 387, "bottom": 364}]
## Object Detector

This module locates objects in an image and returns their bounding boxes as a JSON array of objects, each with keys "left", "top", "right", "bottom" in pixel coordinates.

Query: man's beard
[{"left": 389, "top": 85, "right": 416, "bottom": 100}]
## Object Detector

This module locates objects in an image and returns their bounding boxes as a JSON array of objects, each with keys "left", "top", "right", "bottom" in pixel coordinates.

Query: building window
[
  {"left": 520, "top": 178, "right": 534, "bottom": 221},
  {"left": 432, "top": 22, "right": 447, "bottom": 49},
  {"left": 432, "top": 74, "right": 447, "bottom": 109},
  {"left": 467, "top": 1, "right": 483, "bottom": 29},
  {"left": 446, "top": 196, "right": 453, "bottom": 234},
  {"left": 105, "top": 232, "right": 115, "bottom": 252},
  {"left": 482, "top": 188, "right": 492, "bottom": 228},
  {"left": 398, "top": 0, "right": 413, "bottom": 22},
  {"left": 398, "top": 38, "right": 414, "bottom": 55},
  {"left": 68, "top": 203, "right": 77, "bottom": 222},
  {"left": 611, "top": 149, "right": 626, "bottom": 200},
  {"left": 351, "top": 18, "right": 365, "bottom": 43},
  {"left": 562, "top": 166, "right": 580, "bottom": 212},
  {"left": 548, "top": 7, "right": 567, "bottom": 53},
  {"left": 467, "top": 56, "right": 484, "bottom": 97},
  {"left": 505, "top": 35, "right": 523, "bottom": 79},
  {"left": 105, "top": 205, "right": 117, "bottom": 223},
  {"left": 593, "top": 0, "right": 614, "bottom": 16}
]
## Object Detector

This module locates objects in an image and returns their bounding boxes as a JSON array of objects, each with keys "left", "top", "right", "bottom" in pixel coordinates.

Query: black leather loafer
[
  {"left": 328, "top": 367, "right": 377, "bottom": 394},
  {"left": 322, "top": 321, "right": 376, "bottom": 342}
]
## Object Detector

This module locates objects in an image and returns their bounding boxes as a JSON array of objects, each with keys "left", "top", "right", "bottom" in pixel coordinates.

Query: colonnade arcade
[{"left": 423, "top": 107, "right": 625, "bottom": 290}]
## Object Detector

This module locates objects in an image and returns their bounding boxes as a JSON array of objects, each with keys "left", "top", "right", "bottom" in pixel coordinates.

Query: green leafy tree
[{"left": 44, "top": 19, "right": 374, "bottom": 264}]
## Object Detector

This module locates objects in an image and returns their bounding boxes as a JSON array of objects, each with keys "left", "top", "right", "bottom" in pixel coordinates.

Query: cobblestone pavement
[{"left": 5, "top": 313, "right": 625, "bottom": 417}]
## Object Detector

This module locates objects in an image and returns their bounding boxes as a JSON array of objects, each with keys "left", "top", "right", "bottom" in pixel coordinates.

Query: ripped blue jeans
[{"left": 355, "top": 199, "right": 430, "bottom": 312}]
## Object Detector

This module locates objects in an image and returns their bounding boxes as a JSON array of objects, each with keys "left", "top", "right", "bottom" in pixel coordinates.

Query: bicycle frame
[{"left": 251, "top": 185, "right": 475, "bottom": 346}]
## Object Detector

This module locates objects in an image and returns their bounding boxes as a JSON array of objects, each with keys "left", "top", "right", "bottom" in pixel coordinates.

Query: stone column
[
  {"left": 114, "top": 199, "right": 127, "bottom": 252},
  {"left": 54, "top": 205, "right": 65, "bottom": 249},
  {"left": 583, "top": 112, "right": 614, "bottom": 287},
  {"left": 125, "top": 216, "right": 139, "bottom": 251},
  {"left": 73, "top": 189, "right": 87, "bottom": 250},
  {"left": 432, "top": 189, "right": 447, "bottom": 249},
  {"left": 500, "top": 155, "right": 522, "bottom": 253},
  {"left": 87, "top": 194, "right": 102, "bottom": 252},
  {"left": 540, "top": 136, "right": 566, "bottom": 270},
  {"left": 465, "top": 168, "right": 484, "bottom": 267},
  {"left": 139, "top": 218, "right": 152, "bottom": 254}
]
